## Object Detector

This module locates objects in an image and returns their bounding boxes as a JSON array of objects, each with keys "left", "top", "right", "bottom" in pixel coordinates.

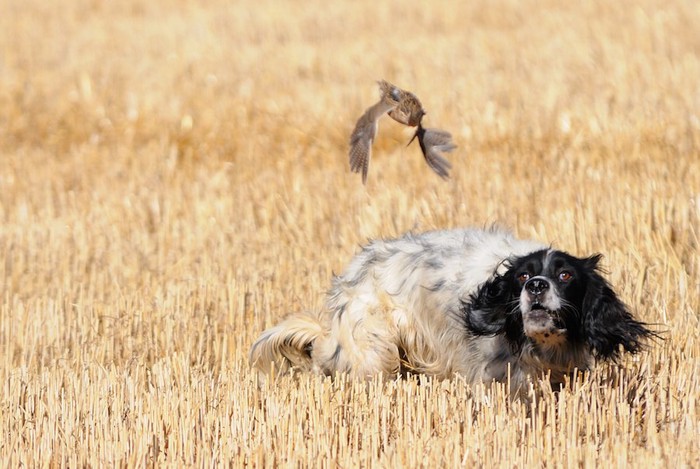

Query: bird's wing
[
  {"left": 349, "top": 111, "right": 378, "bottom": 184},
  {"left": 348, "top": 81, "right": 409, "bottom": 184},
  {"left": 419, "top": 128, "right": 457, "bottom": 180},
  {"left": 348, "top": 87, "right": 399, "bottom": 184}
]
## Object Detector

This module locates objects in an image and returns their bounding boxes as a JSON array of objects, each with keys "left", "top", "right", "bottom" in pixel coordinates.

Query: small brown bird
[{"left": 349, "top": 80, "right": 457, "bottom": 183}]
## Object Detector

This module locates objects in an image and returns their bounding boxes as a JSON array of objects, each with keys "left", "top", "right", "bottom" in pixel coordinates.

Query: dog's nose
[{"left": 525, "top": 278, "right": 549, "bottom": 296}]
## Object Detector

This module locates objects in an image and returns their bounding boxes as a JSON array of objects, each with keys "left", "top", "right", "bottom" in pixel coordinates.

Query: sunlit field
[{"left": 1, "top": 0, "right": 699, "bottom": 466}]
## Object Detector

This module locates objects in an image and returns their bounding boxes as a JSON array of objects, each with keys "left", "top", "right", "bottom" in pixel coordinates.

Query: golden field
[{"left": 1, "top": 0, "right": 699, "bottom": 466}]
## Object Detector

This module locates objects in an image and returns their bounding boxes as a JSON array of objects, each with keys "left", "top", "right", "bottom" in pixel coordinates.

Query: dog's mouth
[
  {"left": 523, "top": 302, "right": 567, "bottom": 345},
  {"left": 530, "top": 302, "right": 547, "bottom": 312},
  {"left": 527, "top": 303, "right": 565, "bottom": 325}
]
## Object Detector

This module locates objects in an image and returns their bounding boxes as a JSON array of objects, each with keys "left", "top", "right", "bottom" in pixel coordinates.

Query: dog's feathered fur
[{"left": 250, "top": 227, "right": 653, "bottom": 391}]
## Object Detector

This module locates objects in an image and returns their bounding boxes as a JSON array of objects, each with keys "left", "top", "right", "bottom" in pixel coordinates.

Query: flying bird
[{"left": 348, "top": 80, "right": 457, "bottom": 183}]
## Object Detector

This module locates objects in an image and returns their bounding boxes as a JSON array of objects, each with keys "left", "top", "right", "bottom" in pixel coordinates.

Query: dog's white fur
[{"left": 250, "top": 227, "right": 573, "bottom": 387}]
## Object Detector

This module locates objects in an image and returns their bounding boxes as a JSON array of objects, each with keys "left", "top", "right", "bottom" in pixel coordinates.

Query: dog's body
[{"left": 250, "top": 228, "right": 652, "bottom": 391}]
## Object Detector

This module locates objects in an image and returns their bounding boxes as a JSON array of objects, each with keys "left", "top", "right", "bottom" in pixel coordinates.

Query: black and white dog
[{"left": 250, "top": 228, "right": 653, "bottom": 391}]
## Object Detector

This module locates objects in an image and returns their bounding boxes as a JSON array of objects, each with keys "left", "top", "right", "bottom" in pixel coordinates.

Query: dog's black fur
[{"left": 465, "top": 250, "right": 654, "bottom": 359}]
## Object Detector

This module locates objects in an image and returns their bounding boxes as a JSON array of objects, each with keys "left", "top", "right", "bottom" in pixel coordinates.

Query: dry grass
[{"left": 1, "top": 0, "right": 699, "bottom": 466}]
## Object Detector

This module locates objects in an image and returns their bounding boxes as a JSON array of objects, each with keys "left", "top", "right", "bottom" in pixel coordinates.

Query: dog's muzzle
[{"left": 521, "top": 277, "right": 566, "bottom": 346}]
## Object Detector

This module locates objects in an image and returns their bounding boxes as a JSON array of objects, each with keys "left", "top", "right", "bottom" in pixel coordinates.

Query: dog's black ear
[
  {"left": 463, "top": 274, "right": 513, "bottom": 336},
  {"left": 584, "top": 253, "right": 604, "bottom": 270},
  {"left": 583, "top": 265, "right": 652, "bottom": 359}
]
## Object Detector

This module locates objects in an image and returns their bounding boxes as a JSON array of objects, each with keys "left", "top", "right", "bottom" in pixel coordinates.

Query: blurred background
[{"left": 1, "top": 0, "right": 698, "bottom": 465}]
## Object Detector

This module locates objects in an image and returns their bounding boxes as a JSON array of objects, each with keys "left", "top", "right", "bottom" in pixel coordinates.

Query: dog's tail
[{"left": 249, "top": 314, "right": 325, "bottom": 377}]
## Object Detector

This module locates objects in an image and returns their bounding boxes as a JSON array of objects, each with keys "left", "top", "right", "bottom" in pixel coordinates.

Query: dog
[{"left": 249, "top": 227, "right": 653, "bottom": 391}]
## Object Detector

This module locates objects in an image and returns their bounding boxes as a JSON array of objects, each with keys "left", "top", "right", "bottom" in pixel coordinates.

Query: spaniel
[{"left": 250, "top": 228, "right": 653, "bottom": 391}]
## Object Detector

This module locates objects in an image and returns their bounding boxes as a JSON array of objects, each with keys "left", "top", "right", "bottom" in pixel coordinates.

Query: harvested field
[{"left": 1, "top": 0, "right": 698, "bottom": 466}]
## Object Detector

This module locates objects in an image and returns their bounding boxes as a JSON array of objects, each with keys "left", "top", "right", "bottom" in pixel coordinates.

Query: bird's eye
[
  {"left": 517, "top": 272, "right": 530, "bottom": 283},
  {"left": 558, "top": 271, "right": 573, "bottom": 282}
]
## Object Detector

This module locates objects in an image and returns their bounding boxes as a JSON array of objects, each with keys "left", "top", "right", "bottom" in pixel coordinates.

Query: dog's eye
[
  {"left": 558, "top": 271, "right": 573, "bottom": 282},
  {"left": 517, "top": 272, "right": 530, "bottom": 283}
]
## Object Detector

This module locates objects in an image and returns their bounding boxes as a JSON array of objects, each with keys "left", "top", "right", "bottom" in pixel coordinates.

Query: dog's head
[{"left": 466, "top": 249, "right": 653, "bottom": 358}]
